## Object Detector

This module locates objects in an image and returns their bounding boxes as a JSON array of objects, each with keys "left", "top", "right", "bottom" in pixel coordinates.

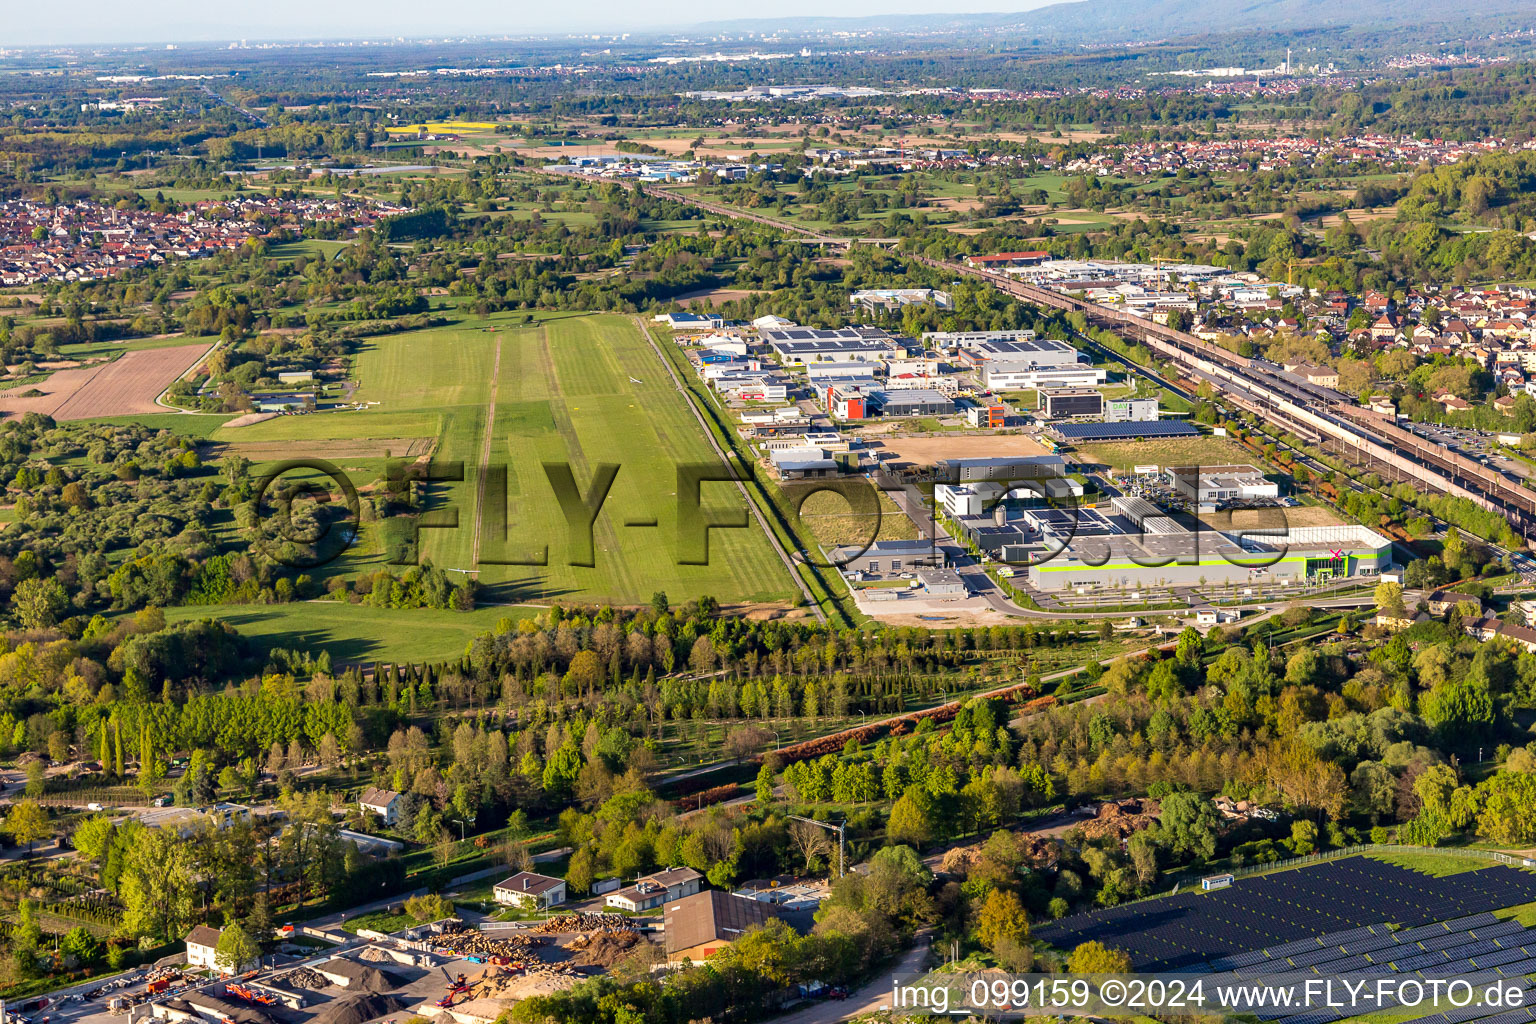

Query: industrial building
[
  {"left": 770, "top": 448, "right": 838, "bottom": 479},
  {"left": 1166, "top": 464, "right": 1280, "bottom": 504},
  {"left": 966, "top": 337, "right": 1083, "bottom": 369},
  {"left": 826, "top": 384, "right": 869, "bottom": 420},
  {"left": 826, "top": 538, "right": 945, "bottom": 576},
  {"left": 937, "top": 481, "right": 1005, "bottom": 518},
  {"left": 761, "top": 326, "right": 901, "bottom": 364},
  {"left": 966, "top": 403, "right": 1006, "bottom": 428},
  {"left": 1040, "top": 388, "right": 1105, "bottom": 420},
  {"left": 937, "top": 455, "right": 1067, "bottom": 482},
  {"left": 1111, "top": 495, "right": 1188, "bottom": 536},
  {"left": 916, "top": 568, "right": 968, "bottom": 596},
  {"left": 923, "top": 329, "right": 1038, "bottom": 349},
  {"left": 1050, "top": 420, "right": 1200, "bottom": 442},
  {"left": 1105, "top": 397, "right": 1160, "bottom": 422},
  {"left": 1012, "top": 521, "right": 1391, "bottom": 592},
  {"left": 849, "top": 288, "right": 952, "bottom": 312},
  {"left": 873, "top": 388, "right": 956, "bottom": 417},
  {"left": 824, "top": 383, "right": 955, "bottom": 419},
  {"left": 984, "top": 365, "right": 1109, "bottom": 390}
]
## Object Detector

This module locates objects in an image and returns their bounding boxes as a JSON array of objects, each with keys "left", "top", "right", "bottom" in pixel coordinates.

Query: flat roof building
[
  {"left": 984, "top": 365, "right": 1108, "bottom": 391},
  {"left": 827, "top": 538, "right": 945, "bottom": 576},
  {"left": 1050, "top": 421, "right": 1199, "bottom": 442},
  {"left": 850, "top": 288, "right": 952, "bottom": 311},
  {"left": 605, "top": 866, "right": 704, "bottom": 913},
  {"left": 761, "top": 327, "right": 900, "bottom": 364},
  {"left": 1016, "top": 522, "right": 1390, "bottom": 592},
  {"left": 872, "top": 388, "right": 955, "bottom": 417},
  {"left": 917, "top": 567, "right": 968, "bottom": 596},
  {"left": 1105, "top": 397, "right": 1159, "bottom": 422},
  {"left": 937, "top": 455, "right": 1067, "bottom": 482},
  {"left": 1039, "top": 388, "right": 1104, "bottom": 420},
  {"left": 1166, "top": 464, "right": 1280, "bottom": 504},
  {"left": 972, "top": 338, "right": 1082, "bottom": 368},
  {"left": 923, "top": 329, "right": 1038, "bottom": 349}
]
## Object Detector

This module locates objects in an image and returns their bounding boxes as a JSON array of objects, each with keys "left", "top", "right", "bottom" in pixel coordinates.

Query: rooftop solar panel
[{"left": 1051, "top": 420, "right": 1202, "bottom": 441}]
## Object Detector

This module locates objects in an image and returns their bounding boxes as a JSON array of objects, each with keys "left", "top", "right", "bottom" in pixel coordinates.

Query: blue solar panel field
[{"left": 1035, "top": 859, "right": 1536, "bottom": 971}]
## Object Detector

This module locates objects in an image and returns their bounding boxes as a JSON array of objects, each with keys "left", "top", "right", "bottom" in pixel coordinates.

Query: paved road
[{"left": 771, "top": 933, "right": 932, "bottom": 1024}]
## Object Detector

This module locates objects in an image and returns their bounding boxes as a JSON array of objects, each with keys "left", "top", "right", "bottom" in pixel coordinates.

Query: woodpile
[
  {"left": 533, "top": 913, "right": 631, "bottom": 934},
  {"left": 431, "top": 930, "right": 545, "bottom": 960}
]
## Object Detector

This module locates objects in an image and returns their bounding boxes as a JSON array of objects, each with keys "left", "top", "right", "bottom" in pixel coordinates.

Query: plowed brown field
[{"left": 0, "top": 343, "right": 213, "bottom": 421}]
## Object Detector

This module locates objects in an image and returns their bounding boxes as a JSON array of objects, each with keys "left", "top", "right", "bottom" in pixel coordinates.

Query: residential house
[
  {"left": 605, "top": 866, "right": 704, "bottom": 912},
  {"left": 185, "top": 924, "right": 254, "bottom": 972},
  {"left": 492, "top": 872, "right": 567, "bottom": 911},
  {"left": 1466, "top": 616, "right": 1536, "bottom": 655},
  {"left": 358, "top": 787, "right": 403, "bottom": 826}
]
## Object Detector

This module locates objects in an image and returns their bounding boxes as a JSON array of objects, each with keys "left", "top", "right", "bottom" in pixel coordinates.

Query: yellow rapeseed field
[{"left": 383, "top": 121, "right": 499, "bottom": 135}]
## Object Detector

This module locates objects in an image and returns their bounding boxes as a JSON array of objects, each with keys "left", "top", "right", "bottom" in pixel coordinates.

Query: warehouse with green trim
[{"left": 1013, "top": 523, "right": 1393, "bottom": 592}]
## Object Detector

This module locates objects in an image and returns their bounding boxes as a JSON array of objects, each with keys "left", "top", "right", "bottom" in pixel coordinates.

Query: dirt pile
[
  {"left": 563, "top": 931, "right": 643, "bottom": 968},
  {"left": 313, "top": 994, "right": 407, "bottom": 1024},
  {"left": 938, "top": 833, "right": 1061, "bottom": 876},
  {"left": 278, "top": 968, "right": 327, "bottom": 990},
  {"left": 1077, "top": 798, "right": 1160, "bottom": 842}
]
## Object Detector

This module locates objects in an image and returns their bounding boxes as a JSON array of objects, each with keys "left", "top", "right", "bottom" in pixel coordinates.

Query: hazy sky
[{"left": 6, "top": 0, "right": 1066, "bottom": 46}]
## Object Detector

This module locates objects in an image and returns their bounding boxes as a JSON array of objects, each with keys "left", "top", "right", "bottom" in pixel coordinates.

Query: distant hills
[{"left": 694, "top": 0, "right": 1536, "bottom": 43}]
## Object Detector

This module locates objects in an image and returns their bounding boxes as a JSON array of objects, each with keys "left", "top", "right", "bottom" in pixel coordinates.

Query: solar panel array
[
  {"left": 1050, "top": 420, "right": 1202, "bottom": 441},
  {"left": 1198, "top": 933, "right": 1536, "bottom": 1024},
  {"left": 1035, "top": 860, "right": 1536, "bottom": 971}
]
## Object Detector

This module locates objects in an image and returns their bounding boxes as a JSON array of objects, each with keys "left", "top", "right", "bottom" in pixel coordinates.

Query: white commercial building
[
  {"left": 1166, "top": 464, "right": 1279, "bottom": 504},
  {"left": 1104, "top": 398, "right": 1160, "bottom": 422},
  {"left": 984, "top": 365, "right": 1108, "bottom": 390}
]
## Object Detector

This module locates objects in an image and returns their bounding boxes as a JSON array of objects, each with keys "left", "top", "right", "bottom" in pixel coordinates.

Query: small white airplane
[{"left": 628, "top": 376, "right": 643, "bottom": 384}]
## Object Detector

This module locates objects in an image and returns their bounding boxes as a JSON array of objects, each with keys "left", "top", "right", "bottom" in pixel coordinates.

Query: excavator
[{"left": 435, "top": 974, "right": 470, "bottom": 1009}]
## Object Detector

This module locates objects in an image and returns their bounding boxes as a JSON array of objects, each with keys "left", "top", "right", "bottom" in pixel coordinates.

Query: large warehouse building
[
  {"left": 1012, "top": 521, "right": 1392, "bottom": 592},
  {"left": 985, "top": 365, "right": 1108, "bottom": 390}
]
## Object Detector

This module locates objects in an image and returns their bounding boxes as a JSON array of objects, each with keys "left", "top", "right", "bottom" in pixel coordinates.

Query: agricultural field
[
  {"left": 1072, "top": 434, "right": 1257, "bottom": 473},
  {"left": 214, "top": 311, "right": 795, "bottom": 606},
  {"left": 160, "top": 601, "right": 535, "bottom": 663},
  {"left": 0, "top": 341, "right": 213, "bottom": 421}
]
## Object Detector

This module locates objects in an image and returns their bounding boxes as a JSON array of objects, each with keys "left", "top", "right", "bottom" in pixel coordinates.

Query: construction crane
[{"left": 787, "top": 813, "right": 847, "bottom": 878}]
